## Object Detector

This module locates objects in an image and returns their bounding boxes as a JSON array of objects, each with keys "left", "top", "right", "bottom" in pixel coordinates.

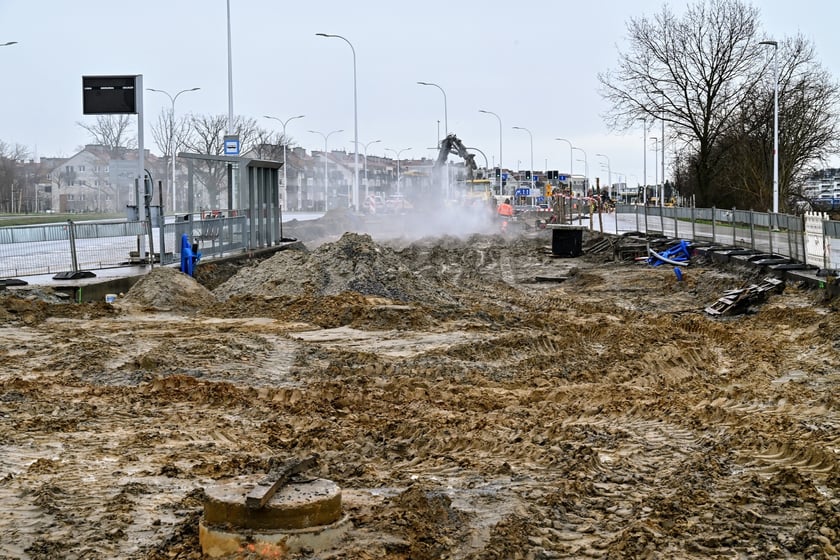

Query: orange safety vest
[{"left": 498, "top": 203, "right": 514, "bottom": 217}]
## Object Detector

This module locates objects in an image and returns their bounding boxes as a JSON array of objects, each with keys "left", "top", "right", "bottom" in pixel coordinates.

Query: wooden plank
[{"left": 245, "top": 455, "right": 319, "bottom": 510}]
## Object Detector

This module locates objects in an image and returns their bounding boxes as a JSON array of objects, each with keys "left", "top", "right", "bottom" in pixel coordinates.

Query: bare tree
[
  {"left": 150, "top": 107, "right": 191, "bottom": 162},
  {"left": 0, "top": 141, "right": 31, "bottom": 212},
  {"left": 180, "top": 114, "right": 260, "bottom": 208},
  {"left": 599, "top": 0, "right": 765, "bottom": 206},
  {"left": 700, "top": 35, "right": 840, "bottom": 210},
  {"left": 76, "top": 115, "right": 136, "bottom": 157},
  {"left": 249, "top": 129, "right": 290, "bottom": 161}
]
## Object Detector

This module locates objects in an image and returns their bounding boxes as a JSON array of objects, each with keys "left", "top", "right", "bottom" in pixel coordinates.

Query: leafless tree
[
  {"left": 76, "top": 115, "right": 137, "bottom": 158},
  {"left": 180, "top": 114, "right": 260, "bottom": 208},
  {"left": 599, "top": 0, "right": 766, "bottom": 206},
  {"left": 0, "top": 141, "right": 31, "bottom": 212},
  {"left": 689, "top": 35, "right": 839, "bottom": 210},
  {"left": 150, "top": 107, "right": 192, "bottom": 163},
  {"left": 249, "top": 129, "right": 291, "bottom": 161}
]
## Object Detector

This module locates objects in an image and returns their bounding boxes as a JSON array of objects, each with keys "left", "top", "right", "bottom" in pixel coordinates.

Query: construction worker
[
  {"left": 497, "top": 198, "right": 514, "bottom": 233},
  {"left": 497, "top": 198, "right": 514, "bottom": 218}
]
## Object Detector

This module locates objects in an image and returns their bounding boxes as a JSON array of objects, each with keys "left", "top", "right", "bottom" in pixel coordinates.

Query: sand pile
[
  {"left": 213, "top": 232, "right": 457, "bottom": 305},
  {"left": 122, "top": 266, "right": 216, "bottom": 312}
]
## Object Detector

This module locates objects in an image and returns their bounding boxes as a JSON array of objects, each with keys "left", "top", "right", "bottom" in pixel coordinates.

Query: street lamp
[
  {"left": 264, "top": 114, "right": 304, "bottom": 211},
  {"left": 147, "top": 87, "right": 200, "bottom": 213},
  {"left": 650, "top": 136, "right": 659, "bottom": 205},
  {"left": 418, "top": 82, "right": 449, "bottom": 198},
  {"left": 479, "top": 109, "right": 502, "bottom": 192},
  {"left": 596, "top": 153, "right": 611, "bottom": 199},
  {"left": 317, "top": 33, "right": 360, "bottom": 212},
  {"left": 512, "top": 126, "right": 534, "bottom": 197},
  {"left": 555, "top": 138, "right": 574, "bottom": 195},
  {"left": 361, "top": 139, "right": 381, "bottom": 203},
  {"left": 572, "top": 147, "right": 588, "bottom": 195},
  {"left": 385, "top": 148, "right": 412, "bottom": 194},
  {"left": 760, "top": 39, "right": 780, "bottom": 214},
  {"left": 417, "top": 82, "right": 448, "bottom": 140},
  {"left": 309, "top": 129, "right": 343, "bottom": 211}
]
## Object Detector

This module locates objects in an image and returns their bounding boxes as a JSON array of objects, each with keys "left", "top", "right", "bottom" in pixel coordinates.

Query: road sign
[
  {"left": 502, "top": 173, "right": 509, "bottom": 181},
  {"left": 515, "top": 188, "right": 531, "bottom": 197},
  {"left": 559, "top": 175, "right": 567, "bottom": 182},
  {"left": 224, "top": 135, "right": 240, "bottom": 156}
]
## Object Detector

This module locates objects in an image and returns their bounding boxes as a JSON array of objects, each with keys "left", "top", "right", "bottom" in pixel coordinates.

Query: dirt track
[{"left": 1, "top": 212, "right": 839, "bottom": 559}]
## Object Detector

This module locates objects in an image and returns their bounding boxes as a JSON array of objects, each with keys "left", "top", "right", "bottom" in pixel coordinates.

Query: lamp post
[
  {"left": 641, "top": 119, "right": 648, "bottom": 204},
  {"left": 309, "top": 129, "right": 343, "bottom": 212},
  {"left": 555, "top": 138, "right": 574, "bottom": 195},
  {"left": 385, "top": 148, "right": 411, "bottom": 194},
  {"left": 650, "top": 136, "right": 659, "bottom": 204},
  {"left": 479, "top": 109, "right": 502, "bottom": 193},
  {"left": 760, "top": 40, "right": 779, "bottom": 214},
  {"left": 316, "top": 33, "right": 360, "bottom": 212},
  {"left": 512, "top": 126, "right": 534, "bottom": 198},
  {"left": 147, "top": 87, "right": 200, "bottom": 213},
  {"left": 264, "top": 114, "right": 304, "bottom": 211},
  {"left": 572, "top": 147, "right": 588, "bottom": 195},
  {"left": 362, "top": 139, "right": 381, "bottom": 203},
  {"left": 417, "top": 82, "right": 448, "bottom": 140},
  {"left": 226, "top": 0, "right": 234, "bottom": 134},
  {"left": 596, "top": 153, "right": 611, "bottom": 199}
]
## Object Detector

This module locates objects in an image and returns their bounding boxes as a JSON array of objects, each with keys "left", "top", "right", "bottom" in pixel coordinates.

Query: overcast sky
[{"left": 2, "top": 0, "right": 839, "bottom": 185}]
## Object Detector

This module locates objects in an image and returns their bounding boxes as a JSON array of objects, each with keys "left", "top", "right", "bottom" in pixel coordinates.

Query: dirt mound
[
  {"left": 0, "top": 287, "right": 117, "bottom": 325},
  {"left": 122, "top": 266, "right": 216, "bottom": 312},
  {"left": 213, "top": 232, "right": 457, "bottom": 306}
]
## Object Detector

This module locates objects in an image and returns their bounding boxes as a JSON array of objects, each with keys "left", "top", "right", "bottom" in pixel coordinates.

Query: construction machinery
[{"left": 435, "top": 134, "right": 477, "bottom": 180}]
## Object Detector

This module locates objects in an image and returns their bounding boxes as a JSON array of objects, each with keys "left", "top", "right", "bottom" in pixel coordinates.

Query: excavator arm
[{"left": 436, "top": 134, "right": 477, "bottom": 180}]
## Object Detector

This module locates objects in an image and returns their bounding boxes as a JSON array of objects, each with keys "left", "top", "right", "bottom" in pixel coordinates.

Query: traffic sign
[
  {"left": 515, "top": 188, "right": 531, "bottom": 197},
  {"left": 224, "top": 135, "right": 240, "bottom": 156},
  {"left": 502, "top": 173, "right": 509, "bottom": 181},
  {"left": 559, "top": 175, "right": 567, "bottom": 182}
]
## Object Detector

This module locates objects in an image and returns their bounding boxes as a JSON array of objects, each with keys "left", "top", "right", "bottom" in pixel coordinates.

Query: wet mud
[{"left": 0, "top": 215, "right": 839, "bottom": 559}]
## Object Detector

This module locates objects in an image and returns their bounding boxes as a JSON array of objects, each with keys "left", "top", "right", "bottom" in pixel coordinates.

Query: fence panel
[{"left": 0, "top": 223, "right": 73, "bottom": 277}]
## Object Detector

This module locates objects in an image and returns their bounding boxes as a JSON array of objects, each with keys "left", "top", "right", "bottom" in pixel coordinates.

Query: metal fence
[
  {"left": 613, "top": 204, "right": 834, "bottom": 269},
  {"left": 2, "top": 205, "right": 838, "bottom": 280},
  {"left": 0, "top": 215, "right": 248, "bottom": 279}
]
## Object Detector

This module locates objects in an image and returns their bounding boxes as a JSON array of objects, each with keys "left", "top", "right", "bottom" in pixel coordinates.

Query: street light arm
[{"left": 418, "top": 81, "right": 448, "bottom": 137}]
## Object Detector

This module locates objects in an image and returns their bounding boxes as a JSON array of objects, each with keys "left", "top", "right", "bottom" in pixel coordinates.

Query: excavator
[{"left": 435, "top": 134, "right": 477, "bottom": 180}]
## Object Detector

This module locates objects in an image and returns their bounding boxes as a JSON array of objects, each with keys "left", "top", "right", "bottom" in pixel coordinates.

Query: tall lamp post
[
  {"left": 760, "top": 40, "right": 779, "bottom": 214},
  {"left": 361, "top": 139, "right": 381, "bottom": 204},
  {"left": 309, "top": 129, "right": 343, "bottom": 211},
  {"left": 572, "top": 147, "right": 588, "bottom": 195},
  {"left": 385, "top": 148, "right": 412, "bottom": 194},
  {"left": 512, "top": 126, "right": 534, "bottom": 198},
  {"left": 147, "top": 87, "right": 200, "bottom": 213},
  {"left": 555, "top": 138, "right": 574, "bottom": 195},
  {"left": 417, "top": 81, "right": 448, "bottom": 140},
  {"left": 316, "top": 33, "right": 360, "bottom": 212},
  {"left": 650, "top": 136, "right": 659, "bottom": 204},
  {"left": 264, "top": 114, "right": 304, "bottom": 210},
  {"left": 479, "top": 109, "right": 502, "bottom": 193},
  {"left": 419, "top": 81, "right": 449, "bottom": 198},
  {"left": 595, "top": 153, "right": 611, "bottom": 199}
]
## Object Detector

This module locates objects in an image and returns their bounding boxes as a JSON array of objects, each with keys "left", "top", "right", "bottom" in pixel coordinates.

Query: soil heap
[
  {"left": 213, "top": 232, "right": 457, "bottom": 306},
  {"left": 122, "top": 266, "right": 216, "bottom": 312}
]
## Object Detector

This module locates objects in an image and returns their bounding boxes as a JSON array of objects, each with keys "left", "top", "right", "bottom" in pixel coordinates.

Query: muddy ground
[{"left": 0, "top": 211, "right": 839, "bottom": 559}]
